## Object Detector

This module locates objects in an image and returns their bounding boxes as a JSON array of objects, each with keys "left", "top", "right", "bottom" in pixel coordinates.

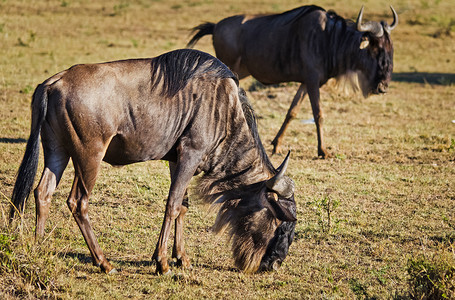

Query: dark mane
[
  {"left": 273, "top": 7, "right": 360, "bottom": 80},
  {"left": 196, "top": 89, "right": 275, "bottom": 205},
  {"left": 280, "top": 5, "right": 325, "bottom": 25},
  {"left": 238, "top": 88, "right": 274, "bottom": 173},
  {"left": 272, "top": 6, "right": 326, "bottom": 78},
  {"left": 151, "top": 49, "right": 238, "bottom": 97},
  {"left": 326, "top": 10, "right": 357, "bottom": 41},
  {"left": 323, "top": 10, "right": 361, "bottom": 77}
]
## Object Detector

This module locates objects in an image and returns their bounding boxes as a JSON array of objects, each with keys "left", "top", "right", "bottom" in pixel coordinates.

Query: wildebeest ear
[
  {"left": 265, "top": 195, "right": 297, "bottom": 222},
  {"left": 360, "top": 36, "right": 370, "bottom": 49}
]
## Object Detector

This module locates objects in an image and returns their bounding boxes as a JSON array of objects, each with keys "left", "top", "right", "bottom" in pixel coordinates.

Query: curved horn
[
  {"left": 275, "top": 151, "right": 290, "bottom": 173},
  {"left": 356, "top": 6, "right": 367, "bottom": 31},
  {"left": 266, "top": 151, "right": 294, "bottom": 198},
  {"left": 356, "top": 6, "right": 384, "bottom": 37},
  {"left": 384, "top": 5, "right": 398, "bottom": 34}
]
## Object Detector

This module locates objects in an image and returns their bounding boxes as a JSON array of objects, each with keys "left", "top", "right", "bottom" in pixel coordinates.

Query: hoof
[
  {"left": 318, "top": 149, "right": 330, "bottom": 159},
  {"left": 100, "top": 261, "right": 115, "bottom": 274},
  {"left": 157, "top": 269, "right": 173, "bottom": 276},
  {"left": 155, "top": 263, "right": 171, "bottom": 275},
  {"left": 164, "top": 269, "right": 173, "bottom": 276},
  {"left": 175, "top": 258, "right": 192, "bottom": 269},
  {"left": 272, "top": 145, "right": 282, "bottom": 155},
  {"left": 108, "top": 268, "right": 118, "bottom": 275},
  {"left": 271, "top": 138, "right": 282, "bottom": 155}
]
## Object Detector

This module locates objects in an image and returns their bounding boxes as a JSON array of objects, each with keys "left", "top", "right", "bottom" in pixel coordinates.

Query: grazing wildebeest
[
  {"left": 187, "top": 5, "right": 398, "bottom": 158},
  {"left": 9, "top": 49, "right": 297, "bottom": 274}
]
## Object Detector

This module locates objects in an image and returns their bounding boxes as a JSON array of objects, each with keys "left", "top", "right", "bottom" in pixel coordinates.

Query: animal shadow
[{"left": 393, "top": 72, "right": 455, "bottom": 85}]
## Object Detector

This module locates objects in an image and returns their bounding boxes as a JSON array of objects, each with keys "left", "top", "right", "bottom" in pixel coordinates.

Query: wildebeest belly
[{"left": 103, "top": 132, "right": 179, "bottom": 166}]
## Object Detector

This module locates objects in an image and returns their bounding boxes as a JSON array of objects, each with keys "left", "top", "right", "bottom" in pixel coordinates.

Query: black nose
[
  {"left": 258, "top": 219, "right": 296, "bottom": 272},
  {"left": 259, "top": 259, "right": 282, "bottom": 272},
  {"left": 377, "top": 82, "right": 388, "bottom": 94},
  {"left": 270, "top": 259, "right": 282, "bottom": 271}
]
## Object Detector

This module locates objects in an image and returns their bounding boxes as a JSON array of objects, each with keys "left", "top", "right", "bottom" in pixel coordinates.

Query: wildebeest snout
[
  {"left": 375, "top": 81, "right": 389, "bottom": 94},
  {"left": 259, "top": 258, "right": 282, "bottom": 272},
  {"left": 259, "top": 203, "right": 296, "bottom": 272}
]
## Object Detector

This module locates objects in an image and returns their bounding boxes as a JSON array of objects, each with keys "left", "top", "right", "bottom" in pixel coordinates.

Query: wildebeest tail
[
  {"left": 186, "top": 22, "right": 215, "bottom": 48},
  {"left": 10, "top": 83, "right": 48, "bottom": 222}
]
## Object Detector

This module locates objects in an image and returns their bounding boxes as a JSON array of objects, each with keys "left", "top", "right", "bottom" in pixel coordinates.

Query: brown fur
[{"left": 11, "top": 49, "right": 296, "bottom": 274}]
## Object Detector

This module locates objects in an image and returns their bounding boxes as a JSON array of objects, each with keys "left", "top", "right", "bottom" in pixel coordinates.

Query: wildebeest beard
[{"left": 259, "top": 198, "right": 296, "bottom": 271}]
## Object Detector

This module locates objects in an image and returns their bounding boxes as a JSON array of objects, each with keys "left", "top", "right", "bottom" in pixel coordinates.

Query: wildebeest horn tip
[
  {"left": 385, "top": 5, "right": 398, "bottom": 34},
  {"left": 266, "top": 151, "right": 294, "bottom": 198},
  {"left": 276, "top": 150, "right": 291, "bottom": 173},
  {"left": 356, "top": 6, "right": 365, "bottom": 31},
  {"left": 356, "top": 6, "right": 384, "bottom": 37}
]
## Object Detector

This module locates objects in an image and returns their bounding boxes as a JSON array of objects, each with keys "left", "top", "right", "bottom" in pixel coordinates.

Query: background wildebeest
[
  {"left": 187, "top": 5, "right": 398, "bottom": 158},
  {"left": 9, "top": 49, "right": 296, "bottom": 274}
]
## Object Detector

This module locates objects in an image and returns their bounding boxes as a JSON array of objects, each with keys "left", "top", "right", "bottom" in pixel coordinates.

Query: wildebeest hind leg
[
  {"left": 272, "top": 84, "right": 306, "bottom": 154},
  {"left": 308, "top": 85, "right": 329, "bottom": 158},
  {"left": 34, "top": 145, "right": 69, "bottom": 239},
  {"left": 67, "top": 154, "right": 115, "bottom": 274},
  {"left": 172, "top": 195, "right": 190, "bottom": 268}
]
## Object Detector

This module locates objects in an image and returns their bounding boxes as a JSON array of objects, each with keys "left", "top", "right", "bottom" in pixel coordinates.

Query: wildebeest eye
[
  {"left": 266, "top": 191, "right": 278, "bottom": 202},
  {"left": 263, "top": 191, "right": 297, "bottom": 222}
]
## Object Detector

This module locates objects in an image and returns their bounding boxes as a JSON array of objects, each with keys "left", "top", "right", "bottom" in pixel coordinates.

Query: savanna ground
[{"left": 1, "top": 0, "right": 454, "bottom": 298}]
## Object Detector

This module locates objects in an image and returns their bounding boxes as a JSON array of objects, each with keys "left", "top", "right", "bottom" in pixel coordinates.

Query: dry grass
[{"left": 1, "top": 0, "right": 454, "bottom": 298}]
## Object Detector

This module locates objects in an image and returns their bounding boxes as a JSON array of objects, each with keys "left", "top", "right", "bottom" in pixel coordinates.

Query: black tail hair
[
  {"left": 9, "top": 84, "right": 47, "bottom": 222},
  {"left": 186, "top": 22, "right": 215, "bottom": 48}
]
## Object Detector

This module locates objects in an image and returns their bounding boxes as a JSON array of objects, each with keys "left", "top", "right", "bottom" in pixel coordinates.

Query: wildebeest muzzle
[
  {"left": 259, "top": 197, "right": 297, "bottom": 271},
  {"left": 375, "top": 81, "right": 389, "bottom": 94}
]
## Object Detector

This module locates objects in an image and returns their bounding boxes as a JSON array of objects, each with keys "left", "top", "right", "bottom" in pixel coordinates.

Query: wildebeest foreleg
[
  {"left": 153, "top": 155, "right": 200, "bottom": 274},
  {"left": 169, "top": 162, "right": 191, "bottom": 268},
  {"left": 67, "top": 158, "right": 115, "bottom": 274},
  {"left": 308, "top": 85, "right": 328, "bottom": 158},
  {"left": 272, "top": 84, "right": 306, "bottom": 154}
]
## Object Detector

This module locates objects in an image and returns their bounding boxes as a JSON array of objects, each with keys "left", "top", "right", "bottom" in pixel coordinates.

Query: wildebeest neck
[
  {"left": 322, "top": 11, "right": 363, "bottom": 79},
  {"left": 197, "top": 90, "right": 275, "bottom": 203}
]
